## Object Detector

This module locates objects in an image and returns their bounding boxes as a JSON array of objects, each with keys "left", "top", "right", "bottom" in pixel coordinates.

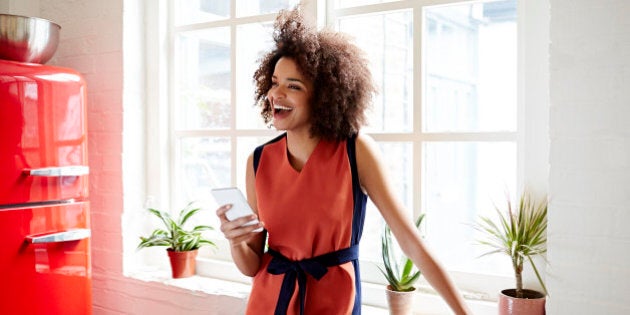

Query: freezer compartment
[
  {"left": 0, "top": 201, "right": 92, "bottom": 315},
  {"left": 0, "top": 59, "right": 88, "bottom": 206}
]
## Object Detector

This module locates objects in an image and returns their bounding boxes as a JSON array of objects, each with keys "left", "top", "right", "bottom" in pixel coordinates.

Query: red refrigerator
[{"left": 0, "top": 59, "right": 91, "bottom": 314}]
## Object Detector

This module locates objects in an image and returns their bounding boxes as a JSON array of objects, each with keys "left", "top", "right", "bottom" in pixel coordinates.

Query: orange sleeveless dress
[{"left": 247, "top": 133, "right": 367, "bottom": 315}]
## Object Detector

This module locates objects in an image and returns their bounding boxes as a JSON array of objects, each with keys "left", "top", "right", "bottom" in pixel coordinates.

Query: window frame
[
  {"left": 325, "top": 0, "right": 522, "bottom": 298},
  {"left": 141, "top": 0, "right": 549, "bottom": 312}
]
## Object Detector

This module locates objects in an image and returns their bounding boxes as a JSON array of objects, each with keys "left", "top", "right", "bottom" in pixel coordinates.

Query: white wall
[
  {"left": 548, "top": 0, "right": 630, "bottom": 314},
  {"left": 0, "top": 0, "right": 38, "bottom": 16}
]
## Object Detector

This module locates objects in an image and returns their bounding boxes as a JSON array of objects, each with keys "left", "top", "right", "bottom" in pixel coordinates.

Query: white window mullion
[
  {"left": 415, "top": 1, "right": 425, "bottom": 224},
  {"left": 166, "top": 0, "right": 177, "bottom": 210},
  {"left": 230, "top": 7, "right": 238, "bottom": 187}
]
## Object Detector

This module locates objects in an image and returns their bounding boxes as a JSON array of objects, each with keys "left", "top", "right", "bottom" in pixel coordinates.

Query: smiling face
[{"left": 266, "top": 57, "right": 314, "bottom": 135}]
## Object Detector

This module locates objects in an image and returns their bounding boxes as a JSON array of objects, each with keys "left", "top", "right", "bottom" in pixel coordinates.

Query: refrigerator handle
[
  {"left": 26, "top": 228, "right": 91, "bottom": 244},
  {"left": 24, "top": 166, "right": 90, "bottom": 177}
]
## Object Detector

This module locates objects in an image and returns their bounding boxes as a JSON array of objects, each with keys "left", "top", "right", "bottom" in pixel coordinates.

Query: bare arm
[
  {"left": 215, "top": 153, "right": 266, "bottom": 277},
  {"left": 355, "top": 134, "right": 472, "bottom": 315}
]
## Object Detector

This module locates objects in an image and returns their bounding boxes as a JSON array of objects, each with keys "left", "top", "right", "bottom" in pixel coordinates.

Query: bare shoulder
[
  {"left": 354, "top": 133, "right": 389, "bottom": 189},
  {"left": 245, "top": 151, "right": 258, "bottom": 213},
  {"left": 355, "top": 133, "right": 380, "bottom": 157},
  {"left": 245, "top": 152, "right": 255, "bottom": 180},
  {"left": 354, "top": 133, "right": 401, "bottom": 216},
  {"left": 246, "top": 151, "right": 254, "bottom": 168}
]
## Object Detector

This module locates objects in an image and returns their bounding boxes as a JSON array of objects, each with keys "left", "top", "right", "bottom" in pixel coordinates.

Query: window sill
[
  {"left": 127, "top": 265, "right": 496, "bottom": 315},
  {"left": 128, "top": 268, "right": 393, "bottom": 314},
  {"left": 127, "top": 267, "right": 251, "bottom": 300}
]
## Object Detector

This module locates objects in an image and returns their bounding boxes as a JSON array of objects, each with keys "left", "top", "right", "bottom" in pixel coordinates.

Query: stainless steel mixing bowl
[{"left": 0, "top": 14, "right": 60, "bottom": 64}]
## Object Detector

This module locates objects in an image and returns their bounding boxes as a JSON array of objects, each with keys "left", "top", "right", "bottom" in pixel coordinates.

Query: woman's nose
[{"left": 268, "top": 86, "right": 284, "bottom": 101}]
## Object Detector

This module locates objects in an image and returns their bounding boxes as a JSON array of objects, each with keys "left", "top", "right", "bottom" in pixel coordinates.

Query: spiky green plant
[
  {"left": 138, "top": 201, "right": 216, "bottom": 252},
  {"left": 475, "top": 191, "right": 548, "bottom": 298},
  {"left": 379, "top": 214, "right": 425, "bottom": 292}
]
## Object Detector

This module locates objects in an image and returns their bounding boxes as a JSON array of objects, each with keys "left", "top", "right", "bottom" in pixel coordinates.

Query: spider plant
[
  {"left": 138, "top": 201, "right": 216, "bottom": 252},
  {"left": 475, "top": 191, "right": 548, "bottom": 298},
  {"left": 379, "top": 214, "right": 425, "bottom": 292}
]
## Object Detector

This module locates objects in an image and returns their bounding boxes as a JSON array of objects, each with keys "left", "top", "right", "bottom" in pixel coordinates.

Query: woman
[{"left": 216, "top": 7, "right": 472, "bottom": 315}]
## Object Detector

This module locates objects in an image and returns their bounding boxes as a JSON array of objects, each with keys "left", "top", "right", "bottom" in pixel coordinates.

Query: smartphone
[{"left": 211, "top": 187, "right": 262, "bottom": 232}]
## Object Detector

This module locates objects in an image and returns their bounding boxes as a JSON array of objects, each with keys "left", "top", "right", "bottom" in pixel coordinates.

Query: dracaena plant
[
  {"left": 138, "top": 201, "right": 216, "bottom": 252},
  {"left": 475, "top": 191, "right": 548, "bottom": 298},
  {"left": 379, "top": 214, "right": 425, "bottom": 292}
]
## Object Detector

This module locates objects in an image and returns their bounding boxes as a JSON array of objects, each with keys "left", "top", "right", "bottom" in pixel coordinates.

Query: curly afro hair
[{"left": 253, "top": 7, "right": 376, "bottom": 141}]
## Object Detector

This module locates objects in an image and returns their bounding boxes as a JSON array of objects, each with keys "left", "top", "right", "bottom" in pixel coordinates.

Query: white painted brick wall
[
  {"left": 549, "top": 0, "right": 630, "bottom": 314},
  {"left": 0, "top": 0, "right": 39, "bottom": 16}
]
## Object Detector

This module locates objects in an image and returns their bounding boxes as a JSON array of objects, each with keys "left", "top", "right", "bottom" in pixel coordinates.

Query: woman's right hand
[{"left": 216, "top": 204, "right": 264, "bottom": 247}]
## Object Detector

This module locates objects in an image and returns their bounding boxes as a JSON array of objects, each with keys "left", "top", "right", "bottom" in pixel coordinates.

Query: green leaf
[
  {"left": 473, "top": 190, "right": 547, "bottom": 293},
  {"left": 379, "top": 214, "right": 424, "bottom": 291},
  {"left": 137, "top": 201, "right": 217, "bottom": 252}
]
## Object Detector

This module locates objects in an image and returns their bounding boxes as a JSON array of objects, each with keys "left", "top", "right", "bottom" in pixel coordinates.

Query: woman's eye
[{"left": 288, "top": 84, "right": 301, "bottom": 90}]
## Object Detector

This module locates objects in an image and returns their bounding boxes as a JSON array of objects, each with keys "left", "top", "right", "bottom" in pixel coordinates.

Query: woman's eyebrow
[
  {"left": 271, "top": 74, "right": 305, "bottom": 85},
  {"left": 286, "top": 78, "right": 305, "bottom": 84}
]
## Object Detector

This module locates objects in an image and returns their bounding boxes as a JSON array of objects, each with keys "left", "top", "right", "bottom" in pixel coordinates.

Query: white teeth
[{"left": 274, "top": 105, "right": 293, "bottom": 111}]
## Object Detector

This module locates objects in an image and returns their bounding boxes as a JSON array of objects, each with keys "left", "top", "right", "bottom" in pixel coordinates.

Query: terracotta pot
[
  {"left": 385, "top": 285, "right": 415, "bottom": 315},
  {"left": 167, "top": 249, "right": 198, "bottom": 278},
  {"left": 498, "top": 289, "right": 546, "bottom": 315}
]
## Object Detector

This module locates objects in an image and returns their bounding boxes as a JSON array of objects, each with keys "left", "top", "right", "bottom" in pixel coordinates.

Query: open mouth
[{"left": 274, "top": 104, "right": 293, "bottom": 115}]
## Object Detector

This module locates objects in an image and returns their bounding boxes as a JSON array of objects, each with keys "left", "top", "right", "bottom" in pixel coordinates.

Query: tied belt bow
[{"left": 266, "top": 245, "right": 359, "bottom": 315}]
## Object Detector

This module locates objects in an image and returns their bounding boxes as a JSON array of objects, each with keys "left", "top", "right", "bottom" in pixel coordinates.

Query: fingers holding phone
[
  {"left": 213, "top": 188, "right": 264, "bottom": 239},
  {"left": 216, "top": 204, "right": 264, "bottom": 245}
]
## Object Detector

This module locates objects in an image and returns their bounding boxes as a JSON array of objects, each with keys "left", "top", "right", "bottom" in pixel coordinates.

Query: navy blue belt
[{"left": 266, "top": 244, "right": 359, "bottom": 315}]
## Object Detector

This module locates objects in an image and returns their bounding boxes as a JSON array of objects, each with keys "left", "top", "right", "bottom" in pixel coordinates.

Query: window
[
  {"left": 143, "top": 0, "right": 548, "bottom": 310},
  {"left": 329, "top": 0, "right": 520, "bottom": 296},
  {"left": 166, "top": 0, "right": 303, "bottom": 283}
]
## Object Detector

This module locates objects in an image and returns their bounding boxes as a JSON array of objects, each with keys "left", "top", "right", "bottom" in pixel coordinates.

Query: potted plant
[
  {"left": 475, "top": 191, "right": 548, "bottom": 315},
  {"left": 137, "top": 201, "right": 216, "bottom": 278},
  {"left": 379, "top": 214, "right": 425, "bottom": 315}
]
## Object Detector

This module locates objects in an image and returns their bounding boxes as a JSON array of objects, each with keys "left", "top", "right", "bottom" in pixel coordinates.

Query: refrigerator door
[
  {"left": 0, "top": 201, "right": 92, "bottom": 315},
  {"left": 0, "top": 59, "right": 88, "bottom": 206}
]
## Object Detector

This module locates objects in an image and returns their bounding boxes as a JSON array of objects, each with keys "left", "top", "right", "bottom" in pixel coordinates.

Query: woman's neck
[{"left": 285, "top": 131, "right": 320, "bottom": 172}]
